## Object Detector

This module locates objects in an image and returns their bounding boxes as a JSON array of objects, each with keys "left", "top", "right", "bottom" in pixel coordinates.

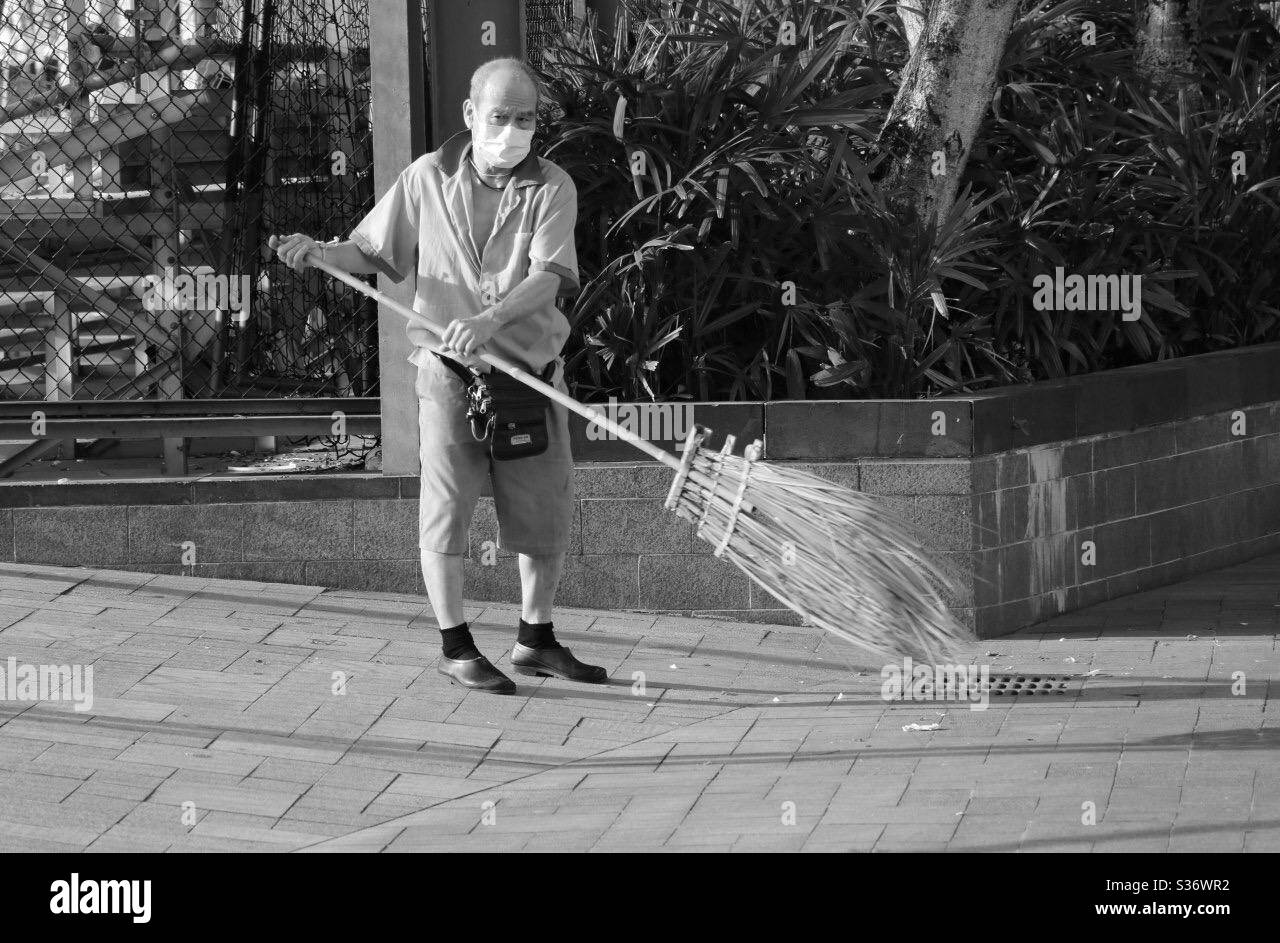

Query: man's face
[{"left": 464, "top": 72, "right": 538, "bottom": 165}]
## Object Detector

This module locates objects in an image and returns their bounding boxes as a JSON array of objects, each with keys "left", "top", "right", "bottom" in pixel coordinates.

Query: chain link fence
[
  {"left": 526, "top": 0, "right": 579, "bottom": 68},
  {"left": 0, "top": 0, "right": 375, "bottom": 411}
]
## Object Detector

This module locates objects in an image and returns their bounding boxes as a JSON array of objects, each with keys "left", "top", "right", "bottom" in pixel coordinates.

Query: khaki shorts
[{"left": 416, "top": 353, "right": 575, "bottom": 556}]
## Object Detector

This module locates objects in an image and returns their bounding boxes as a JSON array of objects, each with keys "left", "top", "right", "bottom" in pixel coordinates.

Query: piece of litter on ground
[
  {"left": 669, "top": 664, "right": 678, "bottom": 670},
  {"left": 772, "top": 697, "right": 780, "bottom": 703},
  {"left": 902, "top": 722, "right": 941, "bottom": 732},
  {"left": 56, "top": 478, "right": 69, "bottom": 484},
  {"left": 1059, "top": 637, "right": 1066, "bottom": 642},
  {"left": 1064, "top": 657, "right": 1076, "bottom": 663},
  {"left": 228, "top": 462, "right": 299, "bottom": 474},
  {"left": 1084, "top": 668, "right": 1102, "bottom": 677},
  {"left": 1186, "top": 635, "right": 1198, "bottom": 640},
  {"left": 836, "top": 693, "right": 844, "bottom": 700}
]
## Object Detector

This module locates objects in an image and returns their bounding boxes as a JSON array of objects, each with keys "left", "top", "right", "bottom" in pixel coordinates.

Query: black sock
[
  {"left": 440, "top": 622, "right": 481, "bottom": 660},
  {"left": 517, "top": 619, "right": 557, "bottom": 650}
]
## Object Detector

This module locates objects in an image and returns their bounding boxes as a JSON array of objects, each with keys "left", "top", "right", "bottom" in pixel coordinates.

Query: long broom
[{"left": 299, "top": 251, "right": 975, "bottom": 664}]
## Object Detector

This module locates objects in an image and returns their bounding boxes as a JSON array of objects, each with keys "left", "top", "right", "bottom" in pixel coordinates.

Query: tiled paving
[{"left": 0, "top": 555, "right": 1277, "bottom": 852}]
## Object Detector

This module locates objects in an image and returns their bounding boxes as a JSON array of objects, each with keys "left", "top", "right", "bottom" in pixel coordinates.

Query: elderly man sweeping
[{"left": 270, "top": 57, "right": 605, "bottom": 695}]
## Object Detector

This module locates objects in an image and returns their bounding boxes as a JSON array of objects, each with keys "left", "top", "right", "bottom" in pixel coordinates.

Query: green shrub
[{"left": 536, "top": 0, "right": 1280, "bottom": 401}]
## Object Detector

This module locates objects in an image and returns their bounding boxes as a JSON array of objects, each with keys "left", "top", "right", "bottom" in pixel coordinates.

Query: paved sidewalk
[{"left": 0, "top": 555, "right": 1276, "bottom": 853}]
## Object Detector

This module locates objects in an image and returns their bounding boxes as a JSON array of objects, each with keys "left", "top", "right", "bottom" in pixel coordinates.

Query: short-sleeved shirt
[{"left": 349, "top": 130, "right": 579, "bottom": 374}]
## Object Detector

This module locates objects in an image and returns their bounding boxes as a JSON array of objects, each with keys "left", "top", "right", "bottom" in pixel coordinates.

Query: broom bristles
[{"left": 668, "top": 437, "right": 976, "bottom": 665}]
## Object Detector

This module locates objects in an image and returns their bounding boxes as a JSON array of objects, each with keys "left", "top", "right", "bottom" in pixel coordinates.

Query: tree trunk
[
  {"left": 1135, "top": 0, "right": 1203, "bottom": 105},
  {"left": 897, "top": 0, "right": 929, "bottom": 56},
  {"left": 877, "top": 0, "right": 1020, "bottom": 232}
]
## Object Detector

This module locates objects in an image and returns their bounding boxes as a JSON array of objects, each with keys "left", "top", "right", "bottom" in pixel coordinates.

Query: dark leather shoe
[
  {"left": 437, "top": 654, "right": 517, "bottom": 695},
  {"left": 510, "top": 642, "right": 607, "bottom": 684}
]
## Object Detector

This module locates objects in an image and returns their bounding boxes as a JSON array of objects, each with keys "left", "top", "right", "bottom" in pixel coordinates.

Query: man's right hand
[{"left": 269, "top": 233, "right": 320, "bottom": 271}]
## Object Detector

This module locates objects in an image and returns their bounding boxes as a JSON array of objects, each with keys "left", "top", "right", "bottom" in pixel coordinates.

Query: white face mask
[{"left": 472, "top": 121, "right": 534, "bottom": 170}]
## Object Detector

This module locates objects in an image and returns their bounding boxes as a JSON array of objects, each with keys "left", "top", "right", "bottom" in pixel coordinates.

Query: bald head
[{"left": 469, "top": 58, "right": 540, "bottom": 108}]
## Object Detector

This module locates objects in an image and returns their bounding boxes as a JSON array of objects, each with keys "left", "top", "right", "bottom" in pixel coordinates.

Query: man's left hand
[{"left": 440, "top": 312, "right": 499, "bottom": 357}]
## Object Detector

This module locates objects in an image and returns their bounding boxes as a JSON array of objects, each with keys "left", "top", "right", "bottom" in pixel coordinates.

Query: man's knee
[
  {"left": 421, "top": 549, "right": 464, "bottom": 567},
  {"left": 518, "top": 552, "right": 566, "bottom": 585}
]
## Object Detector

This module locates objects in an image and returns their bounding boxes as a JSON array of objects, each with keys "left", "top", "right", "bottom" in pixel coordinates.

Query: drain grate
[{"left": 987, "top": 674, "right": 1074, "bottom": 696}]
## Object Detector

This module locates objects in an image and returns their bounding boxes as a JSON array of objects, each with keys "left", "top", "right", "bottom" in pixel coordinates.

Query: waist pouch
[{"left": 436, "top": 354, "right": 554, "bottom": 461}]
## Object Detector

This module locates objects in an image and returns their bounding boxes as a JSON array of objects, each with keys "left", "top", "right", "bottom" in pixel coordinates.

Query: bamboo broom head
[{"left": 665, "top": 425, "right": 976, "bottom": 665}]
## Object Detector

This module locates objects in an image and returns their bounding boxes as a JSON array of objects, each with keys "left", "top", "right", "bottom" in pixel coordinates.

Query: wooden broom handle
[{"left": 305, "top": 252, "right": 681, "bottom": 469}]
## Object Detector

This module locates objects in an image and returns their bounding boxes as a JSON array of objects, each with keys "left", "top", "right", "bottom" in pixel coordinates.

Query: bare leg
[
  {"left": 509, "top": 551, "right": 605, "bottom": 682},
  {"left": 519, "top": 551, "right": 565, "bottom": 624},
  {"left": 427, "top": 548, "right": 517, "bottom": 693},
  {"left": 421, "top": 549, "right": 465, "bottom": 628}
]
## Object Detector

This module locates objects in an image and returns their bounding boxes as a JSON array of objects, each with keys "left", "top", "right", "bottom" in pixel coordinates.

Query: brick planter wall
[{"left": 3, "top": 343, "right": 1280, "bottom": 637}]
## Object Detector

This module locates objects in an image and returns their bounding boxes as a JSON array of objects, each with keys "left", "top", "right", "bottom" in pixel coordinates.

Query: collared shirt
[{"left": 349, "top": 130, "right": 579, "bottom": 374}]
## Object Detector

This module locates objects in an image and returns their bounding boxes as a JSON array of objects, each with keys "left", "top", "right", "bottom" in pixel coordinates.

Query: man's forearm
[
  {"left": 316, "top": 240, "right": 381, "bottom": 275},
  {"left": 485, "top": 271, "right": 561, "bottom": 327}
]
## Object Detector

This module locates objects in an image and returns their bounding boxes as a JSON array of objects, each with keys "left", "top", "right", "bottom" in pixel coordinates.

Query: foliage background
[{"left": 533, "top": 0, "right": 1280, "bottom": 402}]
